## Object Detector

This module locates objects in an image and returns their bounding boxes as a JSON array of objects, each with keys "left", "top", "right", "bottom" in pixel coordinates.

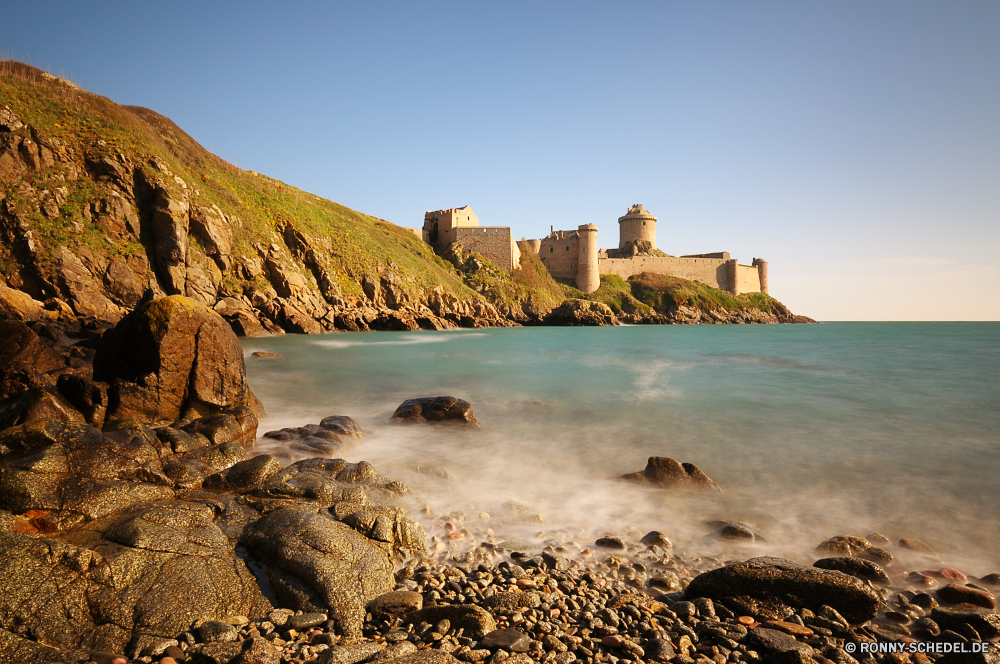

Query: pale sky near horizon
[{"left": 3, "top": 2, "right": 998, "bottom": 320}]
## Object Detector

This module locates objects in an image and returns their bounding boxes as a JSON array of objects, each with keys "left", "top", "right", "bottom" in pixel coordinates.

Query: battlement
[{"left": 523, "top": 203, "right": 768, "bottom": 296}]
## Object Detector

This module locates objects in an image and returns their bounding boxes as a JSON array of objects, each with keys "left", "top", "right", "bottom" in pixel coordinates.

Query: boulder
[
  {"left": 262, "top": 415, "right": 362, "bottom": 456},
  {"left": 390, "top": 396, "right": 480, "bottom": 427},
  {"left": 242, "top": 506, "right": 395, "bottom": 636},
  {"left": 930, "top": 605, "right": 1000, "bottom": 641},
  {"left": 684, "top": 557, "right": 883, "bottom": 624},
  {"left": 93, "top": 296, "right": 261, "bottom": 425},
  {"left": 52, "top": 247, "right": 122, "bottom": 323},
  {"left": 813, "top": 557, "right": 890, "bottom": 585},
  {"left": 544, "top": 300, "right": 619, "bottom": 326},
  {"left": 402, "top": 605, "right": 497, "bottom": 639},
  {"left": 621, "top": 456, "right": 721, "bottom": 491},
  {"left": 0, "top": 501, "right": 271, "bottom": 657},
  {"left": 0, "top": 283, "right": 48, "bottom": 322},
  {"left": 814, "top": 536, "right": 893, "bottom": 565},
  {"left": 0, "top": 320, "right": 66, "bottom": 399},
  {"left": 56, "top": 374, "right": 109, "bottom": 428}
]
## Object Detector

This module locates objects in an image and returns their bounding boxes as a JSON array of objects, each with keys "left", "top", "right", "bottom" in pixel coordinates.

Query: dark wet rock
[
  {"left": 250, "top": 351, "right": 281, "bottom": 359},
  {"left": 649, "top": 572, "right": 682, "bottom": 592},
  {"left": 155, "top": 426, "right": 210, "bottom": 454},
  {"left": 750, "top": 626, "right": 814, "bottom": 653},
  {"left": 55, "top": 374, "right": 109, "bottom": 428},
  {"left": 542, "top": 551, "right": 569, "bottom": 570},
  {"left": 684, "top": 557, "right": 883, "bottom": 624},
  {"left": 813, "top": 557, "right": 890, "bottom": 584},
  {"left": 707, "top": 520, "right": 765, "bottom": 542},
  {"left": 93, "top": 296, "right": 262, "bottom": 425},
  {"left": 369, "top": 590, "right": 423, "bottom": 619},
  {"left": 544, "top": 299, "right": 619, "bottom": 326},
  {"left": 980, "top": 573, "right": 1000, "bottom": 588},
  {"left": 899, "top": 538, "right": 939, "bottom": 556},
  {"left": 318, "top": 642, "right": 384, "bottom": 664},
  {"left": 620, "top": 456, "right": 721, "bottom": 491},
  {"left": 242, "top": 506, "right": 394, "bottom": 636},
  {"left": 595, "top": 534, "right": 627, "bottom": 549},
  {"left": 262, "top": 415, "right": 362, "bottom": 456},
  {"left": 930, "top": 606, "right": 1000, "bottom": 640},
  {"left": 287, "top": 612, "right": 328, "bottom": 630},
  {"left": 814, "top": 536, "right": 893, "bottom": 566},
  {"left": 479, "top": 628, "right": 531, "bottom": 652},
  {"left": 402, "top": 605, "right": 497, "bottom": 639},
  {"left": 937, "top": 584, "right": 997, "bottom": 609},
  {"left": 1, "top": 387, "right": 85, "bottom": 429},
  {"left": 640, "top": 530, "right": 673, "bottom": 550},
  {"left": 181, "top": 407, "right": 258, "bottom": 446},
  {"left": 391, "top": 396, "right": 480, "bottom": 427}
]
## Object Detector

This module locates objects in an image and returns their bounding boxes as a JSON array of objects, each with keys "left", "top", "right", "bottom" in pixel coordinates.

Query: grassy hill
[{"left": 0, "top": 60, "right": 554, "bottom": 332}]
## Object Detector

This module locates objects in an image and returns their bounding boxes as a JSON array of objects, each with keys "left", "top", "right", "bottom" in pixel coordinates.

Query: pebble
[
  {"left": 287, "top": 612, "right": 328, "bottom": 630},
  {"left": 936, "top": 583, "right": 997, "bottom": 609},
  {"left": 479, "top": 628, "right": 532, "bottom": 652}
]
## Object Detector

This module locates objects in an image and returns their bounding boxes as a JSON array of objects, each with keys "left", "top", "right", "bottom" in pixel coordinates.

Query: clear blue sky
[{"left": 4, "top": 1, "right": 998, "bottom": 320}]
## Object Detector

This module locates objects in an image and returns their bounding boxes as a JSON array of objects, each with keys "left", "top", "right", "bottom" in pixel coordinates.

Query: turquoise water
[{"left": 243, "top": 323, "right": 1000, "bottom": 573}]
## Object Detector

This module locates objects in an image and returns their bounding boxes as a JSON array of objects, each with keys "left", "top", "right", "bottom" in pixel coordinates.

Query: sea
[{"left": 242, "top": 323, "right": 1000, "bottom": 575}]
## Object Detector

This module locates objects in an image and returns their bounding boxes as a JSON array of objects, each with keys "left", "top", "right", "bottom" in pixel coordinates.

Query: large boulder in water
[
  {"left": 93, "top": 296, "right": 262, "bottom": 425},
  {"left": 684, "top": 556, "right": 883, "bottom": 624},
  {"left": 390, "top": 396, "right": 479, "bottom": 427},
  {"left": 621, "top": 456, "right": 721, "bottom": 491}
]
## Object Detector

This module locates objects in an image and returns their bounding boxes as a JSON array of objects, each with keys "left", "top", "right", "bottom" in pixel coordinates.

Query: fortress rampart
[
  {"left": 521, "top": 203, "right": 769, "bottom": 296},
  {"left": 422, "top": 206, "right": 520, "bottom": 272}
]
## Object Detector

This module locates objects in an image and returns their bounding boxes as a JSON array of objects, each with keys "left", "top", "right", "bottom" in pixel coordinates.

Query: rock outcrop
[
  {"left": 544, "top": 300, "right": 619, "bottom": 326},
  {"left": 93, "top": 296, "right": 261, "bottom": 425},
  {"left": 391, "top": 396, "right": 480, "bottom": 427}
]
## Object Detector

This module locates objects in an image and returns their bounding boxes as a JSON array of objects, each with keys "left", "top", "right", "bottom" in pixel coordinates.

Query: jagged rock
[
  {"left": 181, "top": 407, "right": 258, "bottom": 446},
  {"left": 190, "top": 204, "right": 233, "bottom": 271},
  {"left": 137, "top": 171, "right": 189, "bottom": 294},
  {"left": 52, "top": 247, "right": 123, "bottom": 323},
  {"left": 544, "top": 300, "right": 619, "bottom": 326},
  {"left": 262, "top": 415, "right": 362, "bottom": 456},
  {"left": 0, "top": 282, "right": 49, "bottom": 321},
  {"left": 203, "top": 454, "right": 283, "bottom": 491},
  {"left": 93, "top": 296, "right": 261, "bottom": 425},
  {"left": 621, "top": 456, "right": 722, "bottom": 491},
  {"left": 242, "top": 506, "right": 395, "bottom": 637},
  {"left": 390, "top": 396, "right": 480, "bottom": 427},
  {"left": 0, "top": 320, "right": 66, "bottom": 399},
  {"left": 56, "top": 374, "right": 109, "bottom": 428},
  {"left": 684, "top": 557, "right": 883, "bottom": 624},
  {"left": 101, "top": 259, "right": 145, "bottom": 308},
  {"left": 226, "top": 310, "right": 270, "bottom": 337}
]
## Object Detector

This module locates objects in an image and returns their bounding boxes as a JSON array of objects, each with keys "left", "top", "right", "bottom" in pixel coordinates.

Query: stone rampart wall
[
  {"left": 538, "top": 235, "right": 580, "bottom": 279},
  {"left": 455, "top": 227, "right": 520, "bottom": 272}
]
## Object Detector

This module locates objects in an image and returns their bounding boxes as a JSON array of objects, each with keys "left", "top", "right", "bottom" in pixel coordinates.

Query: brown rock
[
  {"left": 763, "top": 620, "right": 814, "bottom": 637},
  {"left": 621, "top": 456, "right": 721, "bottom": 491},
  {"left": 936, "top": 583, "right": 996, "bottom": 609},
  {"left": 94, "top": 296, "right": 259, "bottom": 425},
  {"left": 0, "top": 283, "right": 48, "bottom": 322},
  {"left": 544, "top": 299, "right": 619, "bottom": 326},
  {"left": 899, "top": 538, "right": 938, "bottom": 556},
  {"left": 391, "top": 396, "right": 480, "bottom": 427}
]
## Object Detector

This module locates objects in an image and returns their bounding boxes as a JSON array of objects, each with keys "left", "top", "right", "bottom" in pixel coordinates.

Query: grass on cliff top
[
  {"left": 448, "top": 246, "right": 565, "bottom": 311},
  {"left": 560, "top": 272, "right": 789, "bottom": 316},
  {"left": 0, "top": 60, "right": 477, "bottom": 303},
  {"left": 628, "top": 272, "right": 790, "bottom": 315}
]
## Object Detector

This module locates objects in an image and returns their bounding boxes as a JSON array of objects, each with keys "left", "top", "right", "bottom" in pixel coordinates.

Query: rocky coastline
[{"left": 0, "top": 295, "right": 991, "bottom": 664}]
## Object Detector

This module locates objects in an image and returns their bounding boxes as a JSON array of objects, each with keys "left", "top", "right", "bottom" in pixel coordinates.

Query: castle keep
[
  {"left": 421, "top": 203, "right": 768, "bottom": 296},
  {"left": 523, "top": 203, "right": 768, "bottom": 295}
]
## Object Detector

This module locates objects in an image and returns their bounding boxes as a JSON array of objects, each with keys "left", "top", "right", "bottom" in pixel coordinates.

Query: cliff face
[{"left": 0, "top": 62, "right": 528, "bottom": 334}]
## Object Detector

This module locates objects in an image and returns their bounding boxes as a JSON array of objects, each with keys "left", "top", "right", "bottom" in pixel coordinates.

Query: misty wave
[{"left": 313, "top": 332, "right": 490, "bottom": 349}]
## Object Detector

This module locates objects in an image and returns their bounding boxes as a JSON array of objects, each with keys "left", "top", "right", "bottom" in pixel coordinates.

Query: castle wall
[
  {"left": 454, "top": 227, "right": 520, "bottom": 272},
  {"left": 735, "top": 264, "right": 762, "bottom": 295},
  {"left": 423, "top": 207, "right": 479, "bottom": 245},
  {"left": 599, "top": 256, "right": 730, "bottom": 290},
  {"left": 538, "top": 233, "right": 580, "bottom": 279}
]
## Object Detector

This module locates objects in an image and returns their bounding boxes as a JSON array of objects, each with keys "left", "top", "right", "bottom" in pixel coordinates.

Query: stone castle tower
[{"left": 617, "top": 204, "right": 657, "bottom": 251}]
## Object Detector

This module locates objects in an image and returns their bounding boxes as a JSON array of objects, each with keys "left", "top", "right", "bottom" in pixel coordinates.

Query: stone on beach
[{"left": 684, "top": 556, "right": 883, "bottom": 624}]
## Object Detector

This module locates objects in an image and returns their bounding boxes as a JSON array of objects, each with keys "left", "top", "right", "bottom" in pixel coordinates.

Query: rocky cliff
[{"left": 0, "top": 62, "right": 528, "bottom": 337}]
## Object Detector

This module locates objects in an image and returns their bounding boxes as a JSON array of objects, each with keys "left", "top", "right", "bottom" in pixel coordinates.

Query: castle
[{"left": 422, "top": 203, "right": 768, "bottom": 296}]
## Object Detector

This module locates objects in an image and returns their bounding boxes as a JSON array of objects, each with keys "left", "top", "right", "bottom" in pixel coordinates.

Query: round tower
[
  {"left": 753, "top": 258, "right": 768, "bottom": 294},
  {"left": 576, "top": 224, "right": 600, "bottom": 293},
  {"left": 618, "top": 203, "right": 657, "bottom": 251}
]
